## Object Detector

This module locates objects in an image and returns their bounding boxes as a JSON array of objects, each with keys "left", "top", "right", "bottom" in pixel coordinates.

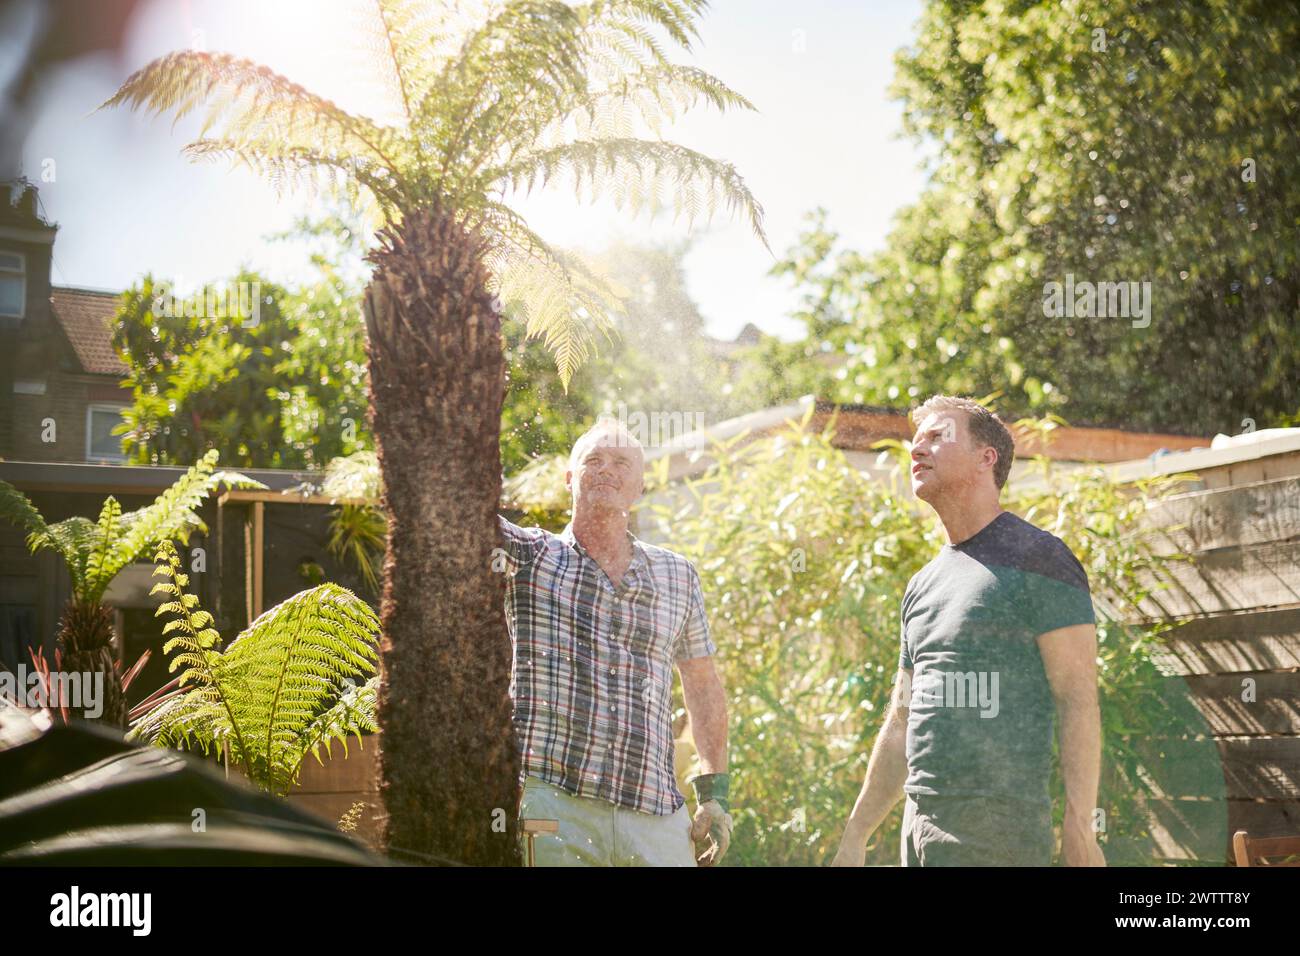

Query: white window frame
[
  {"left": 85, "top": 404, "right": 129, "bottom": 463},
  {"left": 0, "top": 251, "right": 25, "bottom": 319}
]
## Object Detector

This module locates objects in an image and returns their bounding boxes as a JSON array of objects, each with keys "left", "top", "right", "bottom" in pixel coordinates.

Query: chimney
[{"left": 15, "top": 183, "right": 38, "bottom": 220}]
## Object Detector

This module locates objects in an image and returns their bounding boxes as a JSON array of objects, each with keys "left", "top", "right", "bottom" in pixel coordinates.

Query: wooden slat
[
  {"left": 1196, "top": 451, "right": 1300, "bottom": 490},
  {"left": 286, "top": 740, "right": 383, "bottom": 851},
  {"left": 1148, "top": 607, "right": 1300, "bottom": 676},
  {"left": 217, "top": 489, "right": 371, "bottom": 507},
  {"left": 1134, "top": 736, "right": 1300, "bottom": 800},
  {"left": 1146, "top": 477, "right": 1300, "bottom": 554},
  {"left": 1183, "top": 674, "right": 1300, "bottom": 737},
  {"left": 1136, "top": 540, "right": 1300, "bottom": 618},
  {"left": 293, "top": 738, "right": 380, "bottom": 794},
  {"left": 252, "top": 501, "right": 264, "bottom": 618},
  {"left": 1142, "top": 798, "right": 1300, "bottom": 864},
  {"left": 242, "top": 509, "right": 253, "bottom": 626}
]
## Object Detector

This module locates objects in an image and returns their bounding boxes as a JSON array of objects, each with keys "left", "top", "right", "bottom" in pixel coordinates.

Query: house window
[
  {"left": 0, "top": 252, "right": 24, "bottom": 319},
  {"left": 86, "top": 405, "right": 128, "bottom": 463}
]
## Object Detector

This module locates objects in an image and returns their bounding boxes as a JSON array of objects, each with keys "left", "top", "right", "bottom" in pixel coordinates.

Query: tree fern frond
[
  {"left": 0, "top": 481, "right": 49, "bottom": 544},
  {"left": 129, "top": 688, "right": 227, "bottom": 754},
  {"left": 498, "top": 137, "right": 768, "bottom": 247},
  {"left": 287, "top": 674, "right": 380, "bottom": 786},
  {"left": 479, "top": 201, "right": 623, "bottom": 387},
  {"left": 110, "top": 450, "right": 262, "bottom": 583},
  {"left": 580, "top": 18, "right": 668, "bottom": 82},
  {"left": 100, "top": 51, "right": 402, "bottom": 174},
  {"left": 356, "top": 0, "right": 472, "bottom": 124},
  {"left": 562, "top": 63, "right": 756, "bottom": 141},
  {"left": 131, "top": 541, "right": 236, "bottom": 755},
  {"left": 579, "top": 0, "right": 707, "bottom": 53},
  {"left": 85, "top": 497, "right": 123, "bottom": 599},
  {"left": 220, "top": 584, "right": 381, "bottom": 794},
  {"left": 184, "top": 138, "right": 405, "bottom": 211},
  {"left": 135, "top": 543, "right": 381, "bottom": 794},
  {"left": 28, "top": 517, "right": 99, "bottom": 595},
  {"left": 420, "top": 0, "right": 589, "bottom": 194}
]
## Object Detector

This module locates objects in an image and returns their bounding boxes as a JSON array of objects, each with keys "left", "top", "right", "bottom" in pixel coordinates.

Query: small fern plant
[{"left": 130, "top": 540, "right": 382, "bottom": 796}]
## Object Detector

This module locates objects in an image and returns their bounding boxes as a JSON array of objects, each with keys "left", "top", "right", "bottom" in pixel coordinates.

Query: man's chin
[{"left": 579, "top": 494, "right": 630, "bottom": 515}]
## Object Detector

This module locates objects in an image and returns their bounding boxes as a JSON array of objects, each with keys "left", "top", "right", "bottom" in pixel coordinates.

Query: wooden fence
[{"left": 1126, "top": 434, "right": 1300, "bottom": 863}]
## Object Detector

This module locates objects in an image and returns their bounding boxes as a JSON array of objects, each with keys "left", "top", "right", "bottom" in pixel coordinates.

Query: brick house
[{"left": 0, "top": 180, "right": 130, "bottom": 465}]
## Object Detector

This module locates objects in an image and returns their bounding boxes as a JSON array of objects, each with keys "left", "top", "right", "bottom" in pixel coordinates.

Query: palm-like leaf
[
  {"left": 0, "top": 481, "right": 49, "bottom": 542},
  {"left": 133, "top": 540, "right": 382, "bottom": 795},
  {"left": 290, "top": 674, "right": 380, "bottom": 778},
  {"left": 103, "top": 0, "right": 766, "bottom": 386},
  {"left": 0, "top": 449, "right": 265, "bottom": 605}
]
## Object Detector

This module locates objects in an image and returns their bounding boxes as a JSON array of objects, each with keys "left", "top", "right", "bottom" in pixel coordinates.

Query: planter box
[{"left": 287, "top": 733, "right": 384, "bottom": 851}]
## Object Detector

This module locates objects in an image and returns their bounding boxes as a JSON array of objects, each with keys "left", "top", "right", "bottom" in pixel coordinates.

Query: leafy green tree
[
  {"left": 105, "top": 0, "right": 764, "bottom": 866},
  {"left": 268, "top": 215, "right": 374, "bottom": 467},
  {"left": 771, "top": 1, "right": 1300, "bottom": 432},
  {"left": 892, "top": 0, "right": 1300, "bottom": 432},
  {"left": 114, "top": 229, "right": 371, "bottom": 470},
  {"left": 113, "top": 273, "right": 298, "bottom": 467}
]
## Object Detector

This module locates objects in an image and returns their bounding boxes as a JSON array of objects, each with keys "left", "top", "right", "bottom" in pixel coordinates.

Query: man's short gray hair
[{"left": 568, "top": 415, "right": 644, "bottom": 471}]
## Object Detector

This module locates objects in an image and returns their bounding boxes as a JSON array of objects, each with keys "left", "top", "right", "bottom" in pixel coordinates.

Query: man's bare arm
[
  {"left": 831, "top": 668, "right": 912, "bottom": 866},
  {"left": 678, "top": 655, "right": 727, "bottom": 773},
  {"left": 1038, "top": 622, "right": 1106, "bottom": 866}
]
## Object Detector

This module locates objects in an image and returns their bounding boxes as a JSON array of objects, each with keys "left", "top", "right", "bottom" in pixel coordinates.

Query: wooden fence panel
[
  {"left": 1146, "top": 477, "right": 1300, "bottom": 555},
  {"left": 1148, "top": 607, "right": 1300, "bottom": 676}
]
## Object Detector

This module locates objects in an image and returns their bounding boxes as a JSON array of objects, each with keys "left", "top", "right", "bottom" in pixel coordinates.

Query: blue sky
[{"left": 17, "top": 0, "right": 928, "bottom": 341}]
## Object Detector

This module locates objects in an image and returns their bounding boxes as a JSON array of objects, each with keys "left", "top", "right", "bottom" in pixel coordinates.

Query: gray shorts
[{"left": 902, "top": 792, "right": 1053, "bottom": 866}]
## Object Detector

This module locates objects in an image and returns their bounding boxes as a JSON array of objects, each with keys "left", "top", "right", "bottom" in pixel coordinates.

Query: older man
[
  {"left": 498, "top": 417, "right": 731, "bottom": 866},
  {"left": 833, "top": 395, "right": 1106, "bottom": 867}
]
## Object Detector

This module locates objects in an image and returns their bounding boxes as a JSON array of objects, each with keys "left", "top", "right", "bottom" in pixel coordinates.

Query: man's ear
[
  {"left": 982, "top": 446, "right": 998, "bottom": 474},
  {"left": 565, "top": 469, "right": 574, "bottom": 492}
]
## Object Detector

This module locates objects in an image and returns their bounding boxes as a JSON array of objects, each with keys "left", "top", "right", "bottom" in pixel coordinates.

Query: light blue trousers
[{"left": 518, "top": 776, "right": 697, "bottom": 867}]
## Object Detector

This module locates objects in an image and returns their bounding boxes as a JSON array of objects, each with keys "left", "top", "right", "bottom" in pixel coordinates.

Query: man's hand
[
  {"left": 690, "top": 799, "right": 732, "bottom": 866},
  {"left": 1061, "top": 814, "right": 1107, "bottom": 866},
  {"left": 826, "top": 827, "right": 868, "bottom": 868}
]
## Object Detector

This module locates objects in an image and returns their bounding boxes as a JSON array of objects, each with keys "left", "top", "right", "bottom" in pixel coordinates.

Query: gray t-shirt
[{"left": 898, "top": 510, "right": 1095, "bottom": 808}]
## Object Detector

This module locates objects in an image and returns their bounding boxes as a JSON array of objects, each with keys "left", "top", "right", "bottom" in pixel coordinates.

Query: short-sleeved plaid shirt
[{"left": 499, "top": 516, "right": 715, "bottom": 815}]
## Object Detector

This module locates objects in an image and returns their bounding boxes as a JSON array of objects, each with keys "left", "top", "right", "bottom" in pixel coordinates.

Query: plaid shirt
[{"left": 499, "top": 517, "right": 715, "bottom": 815}]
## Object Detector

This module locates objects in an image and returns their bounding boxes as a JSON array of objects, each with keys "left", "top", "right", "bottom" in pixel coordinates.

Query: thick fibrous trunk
[
  {"left": 58, "top": 600, "right": 126, "bottom": 727},
  {"left": 364, "top": 205, "right": 520, "bottom": 866}
]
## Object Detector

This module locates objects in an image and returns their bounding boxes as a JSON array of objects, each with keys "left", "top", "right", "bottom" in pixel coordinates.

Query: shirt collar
[{"left": 560, "top": 522, "right": 646, "bottom": 573}]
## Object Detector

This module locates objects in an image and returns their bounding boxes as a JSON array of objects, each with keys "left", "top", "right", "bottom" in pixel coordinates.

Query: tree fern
[
  {"left": 102, "top": 0, "right": 766, "bottom": 387},
  {"left": 0, "top": 449, "right": 263, "bottom": 606},
  {"left": 0, "top": 450, "right": 266, "bottom": 727},
  {"left": 132, "top": 541, "right": 382, "bottom": 795}
]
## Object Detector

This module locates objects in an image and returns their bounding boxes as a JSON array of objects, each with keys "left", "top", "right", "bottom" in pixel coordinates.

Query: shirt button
[{"left": 610, "top": 705, "right": 617, "bottom": 713}]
